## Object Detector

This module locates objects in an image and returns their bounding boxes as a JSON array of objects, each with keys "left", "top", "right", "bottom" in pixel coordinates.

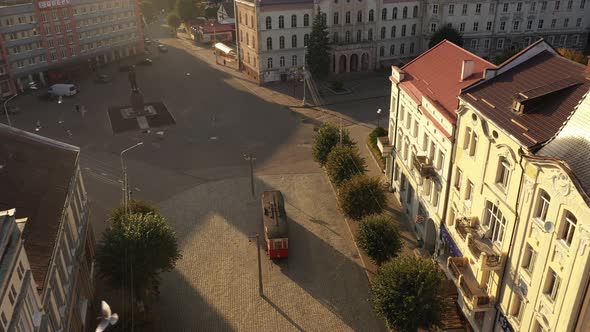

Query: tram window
[{"left": 274, "top": 240, "right": 283, "bottom": 249}]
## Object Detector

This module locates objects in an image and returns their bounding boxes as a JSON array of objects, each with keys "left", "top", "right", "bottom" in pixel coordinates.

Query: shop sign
[
  {"left": 498, "top": 313, "right": 515, "bottom": 332},
  {"left": 38, "top": 0, "right": 71, "bottom": 9}
]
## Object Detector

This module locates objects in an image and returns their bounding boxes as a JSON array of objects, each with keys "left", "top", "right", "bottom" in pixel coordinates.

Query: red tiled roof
[
  {"left": 461, "top": 50, "right": 590, "bottom": 150},
  {"left": 0, "top": 125, "right": 79, "bottom": 290},
  {"left": 400, "top": 40, "right": 496, "bottom": 124}
]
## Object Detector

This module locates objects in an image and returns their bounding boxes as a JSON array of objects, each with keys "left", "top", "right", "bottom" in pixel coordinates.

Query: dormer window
[{"left": 511, "top": 99, "right": 524, "bottom": 113}]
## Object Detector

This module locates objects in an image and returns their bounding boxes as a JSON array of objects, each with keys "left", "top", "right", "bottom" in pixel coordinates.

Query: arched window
[
  {"left": 560, "top": 210, "right": 577, "bottom": 246},
  {"left": 304, "top": 34, "right": 309, "bottom": 46},
  {"left": 334, "top": 12, "right": 339, "bottom": 25},
  {"left": 391, "top": 25, "right": 396, "bottom": 37},
  {"left": 267, "top": 57, "right": 273, "bottom": 68},
  {"left": 279, "top": 15, "right": 284, "bottom": 28},
  {"left": 534, "top": 189, "right": 551, "bottom": 221},
  {"left": 291, "top": 14, "right": 297, "bottom": 27},
  {"left": 402, "top": 6, "right": 408, "bottom": 18},
  {"left": 356, "top": 29, "right": 361, "bottom": 42},
  {"left": 368, "top": 28, "right": 373, "bottom": 40},
  {"left": 265, "top": 16, "right": 272, "bottom": 29},
  {"left": 345, "top": 11, "right": 351, "bottom": 24},
  {"left": 484, "top": 201, "right": 507, "bottom": 245},
  {"left": 380, "top": 27, "right": 386, "bottom": 39},
  {"left": 279, "top": 36, "right": 285, "bottom": 49},
  {"left": 400, "top": 43, "right": 405, "bottom": 54},
  {"left": 390, "top": 44, "right": 395, "bottom": 55},
  {"left": 266, "top": 37, "right": 272, "bottom": 50},
  {"left": 279, "top": 56, "right": 285, "bottom": 67},
  {"left": 413, "top": 5, "right": 418, "bottom": 17},
  {"left": 368, "top": 9, "right": 374, "bottom": 21},
  {"left": 292, "top": 55, "right": 297, "bottom": 66},
  {"left": 381, "top": 8, "right": 387, "bottom": 20},
  {"left": 291, "top": 34, "right": 297, "bottom": 47},
  {"left": 401, "top": 24, "right": 406, "bottom": 36},
  {"left": 304, "top": 14, "right": 309, "bottom": 26},
  {"left": 393, "top": 7, "right": 398, "bottom": 19},
  {"left": 379, "top": 46, "right": 384, "bottom": 56},
  {"left": 358, "top": 10, "right": 363, "bottom": 22},
  {"left": 345, "top": 30, "right": 351, "bottom": 43}
]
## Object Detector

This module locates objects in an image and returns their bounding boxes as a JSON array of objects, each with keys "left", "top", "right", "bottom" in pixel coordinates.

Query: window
[
  {"left": 292, "top": 55, "right": 297, "bottom": 66},
  {"left": 544, "top": 269, "right": 561, "bottom": 302},
  {"left": 359, "top": 10, "right": 364, "bottom": 23},
  {"left": 291, "top": 14, "right": 297, "bottom": 27},
  {"left": 500, "top": 21, "right": 506, "bottom": 31},
  {"left": 490, "top": 2, "right": 496, "bottom": 12},
  {"left": 432, "top": 4, "right": 439, "bottom": 14},
  {"left": 291, "top": 35, "right": 297, "bottom": 47},
  {"left": 535, "top": 190, "right": 551, "bottom": 221},
  {"left": 454, "top": 167, "right": 462, "bottom": 190},
  {"left": 413, "top": 6, "right": 418, "bottom": 17},
  {"left": 402, "top": 7, "right": 407, "bottom": 18},
  {"left": 497, "top": 157, "right": 511, "bottom": 188},
  {"left": 279, "top": 15, "right": 284, "bottom": 28},
  {"left": 551, "top": 19, "right": 556, "bottom": 28},
  {"left": 564, "top": 18, "right": 569, "bottom": 27},
  {"left": 412, "top": 119, "right": 418, "bottom": 137},
  {"left": 368, "top": 9, "right": 374, "bottom": 21},
  {"left": 517, "top": 2, "right": 523, "bottom": 11},
  {"left": 465, "top": 180, "right": 474, "bottom": 202},
  {"left": 531, "top": 1, "right": 537, "bottom": 10},
  {"left": 347, "top": 31, "right": 352, "bottom": 43},
  {"left": 484, "top": 201, "right": 507, "bottom": 245},
  {"left": 513, "top": 20, "right": 520, "bottom": 30},
  {"left": 379, "top": 46, "right": 384, "bottom": 56},
  {"left": 512, "top": 296, "right": 526, "bottom": 323},
  {"left": 381, "top": 27, "right": 386, "bottom": 39},
  {"left": 334, "top": 12, "right": 339, "bottom": 25},
  {"left": 555, "top": 0, "right": 560, "bottom": 9},
  {"left": 559, "top": 35, "right": 566, "bottom": 46},
  {"left": 265, "top": 16, "right": 271, "bottom": 29},
  {"left": 526, "top": 20, "right": 533, "bottom": 30},
  {"left": 267, "top": 57, "right": 273, "bottom": 69},
  {"left": 393, "top": 8, "right": 398, "bottom": 19},
  {"left": 304, "top": 34, "right": 309, "bottom": 46},
  {"left": 462, "top": 4, "right": 468, "bottom": 15},
  {"left": 522, "top": 244, "right": 537, "bottom": 274},
  {"left": 382, "top": 8, "right": 387, "bottom": 20},
  {"left": 503, "top": 3, "right": 509, "bottom": 12},
  {"left": 390, "top": 44, "right": 395, "bottom": 55},
  {"left": 368, "top": 28, "right": 373, "bottom": 40},
  {"left": 409, "top": 42, "right": 414, "bottom": 54},
  {"left": 279, "top": 56, "right": 285, "bottom": 67},
  {"left": 582, "top": 0, "right": 586, "bottom": 8},
  {"left": 460, "top": 22, "right": 465, "bottom": 32},
  {"left": 304, "top": 14, "right": 309, "bottom": 26},
  {"left": 470, "top": 39, "right": 478, "bottom": 49},
  {"left": 538, "top": 19, "right": 544, "bottom": 29},
  {"left": 411, "top": 24, "right": 416, "bottom": 35},
  {"left": 267, "top": 37, "right": 272, "bottom": 50},
  {"left": 401, "top": 24, "right": 407, "bottom": 36},
  {"left": 449, "top": 4, "right": 455, "bottom": 15},
  {"left": 484, "top": 39, "right": 490, "bottom": 49},
  {"left": 430, "top": 23, "right": 437, "bottom": 32},
  {"left": 346, "top": 11, "right": 351, "bottom": 24},
  {"left": 473, "top": 22, "right": 479, "bottom": 31},
  {"left": 577, "top": 18, "right": 582, "bottom": 27},
  {"left": 333, "top": 32, "right": 339, "bottom": 43},
  {"left": 406, "top": 112, "right": 412, "bottom": 129},
  {"left": 560, "top": 211, "right": 577, "bottom": 246},
  {"left": 436, "top": 150, "right": 444, "bottom": 170},
  {"left": 431, "top": 184, "right": 440, "bottom": 206},
  {"left": 279, "top": 36, "right": 284, "bottom": 48},
  {"left": 463, "top": 128, "right": 478, "bottom": 156},
  {"left": 391, "top": 26, "right": 396, "bottom": 37},
  {"left": 541, "top": 1, "right": 548, "bottom": 10},
  {"left": 486, "top": 21, "right": 493, "bottom": 30},
  {"left": 476, "top": 3, "right": 482, "bottom": 13},
  {"left": 567, "top": 0, "right": 573, "bottom": 8}
]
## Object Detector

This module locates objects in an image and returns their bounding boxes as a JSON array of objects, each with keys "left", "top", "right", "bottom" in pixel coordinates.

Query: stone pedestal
[{"left": 130, "top": 89, "right": 145, "bottom": 116}]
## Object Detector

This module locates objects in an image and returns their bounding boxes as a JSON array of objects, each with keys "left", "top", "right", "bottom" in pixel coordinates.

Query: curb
[{"left": 365, "top": 142, "right": 385, "bottom": 176}]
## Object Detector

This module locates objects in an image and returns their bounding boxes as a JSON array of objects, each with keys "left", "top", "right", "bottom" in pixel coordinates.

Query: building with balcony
[
  {"left": 0, "top": 123, "right": 95, "bottom": 331},
  {"left": 0, "top": 208, "right": 45, "bottom": 332},
  {"left": 384, "top": 40, "right": 495, "bottom": 256},
  {"left": 445, "top": 39, "right": 590, "bottom": 331},
  {"left": 0, "top": 0, "right": 144, "bottom": 96}
]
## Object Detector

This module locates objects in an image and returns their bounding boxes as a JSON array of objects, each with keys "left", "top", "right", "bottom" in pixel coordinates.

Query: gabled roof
[
  {"left": 220, "top": 1, "right": 234, "bottom": 18},
  {"left": 399, "top": 40, "right": 496, "bottom": 123},
  {"left": 461, "top": 49, "right": 590, "bottom": 150},
  {"left": 0, "top": 124, "right": 79, "bottom": 290}
]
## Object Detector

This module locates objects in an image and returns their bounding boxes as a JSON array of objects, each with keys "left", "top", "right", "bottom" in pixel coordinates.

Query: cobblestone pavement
[{"left": 153, "top": 173, "right": 387, "bottom": 331}]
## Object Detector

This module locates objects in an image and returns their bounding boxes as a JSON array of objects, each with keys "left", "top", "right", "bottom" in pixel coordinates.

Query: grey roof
[
  {"left": 537, "top": 89, "right": 590, "bottom": 198},
  {"left": 220, "top": 1, "right": 234, "bottom": 18}
]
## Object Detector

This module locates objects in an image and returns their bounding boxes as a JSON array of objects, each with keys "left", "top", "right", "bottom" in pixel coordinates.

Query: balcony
[
  {"left": 454, "top": 217, "right": 478, "bottom": 241},
  {"left": 447, "top": 257, "right": 495, "bottom": 312},
  {"left": 454, "top": 217, "right": 504, "bottom": 270},
  {"left": 376, "top": 136, "right": 393, "bottom": 156},
  {"left": 413, "top": 155, "right": 436, "bottom": 178}
]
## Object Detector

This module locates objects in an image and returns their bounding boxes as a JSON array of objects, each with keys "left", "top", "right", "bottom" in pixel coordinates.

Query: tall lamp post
[
  {"left": 247, "top": 234, "right": 263, "bottom": 297},
  {"left": 120, "top": 142, "right": 143, "bottom": 214},
  {"left": 377, "top": 108, "right": 382, "bottom": 128},
  {"left": 3, "top": 94, "right": 17, "bottom": 127}
]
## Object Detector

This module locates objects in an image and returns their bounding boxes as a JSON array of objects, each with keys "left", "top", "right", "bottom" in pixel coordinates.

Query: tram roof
[{"left": 262, "top": 191, "right": 288, "bottom": 239}]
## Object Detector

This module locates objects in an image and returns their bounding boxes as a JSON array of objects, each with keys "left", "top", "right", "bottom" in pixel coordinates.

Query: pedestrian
[{"left": 223, "top": 58, "right": 226, "bottom": 66}]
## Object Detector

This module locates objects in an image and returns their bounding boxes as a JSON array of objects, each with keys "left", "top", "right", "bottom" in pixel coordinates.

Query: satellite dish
[{"left": 543, "top": 221, "right": 555, "bottom": 233}]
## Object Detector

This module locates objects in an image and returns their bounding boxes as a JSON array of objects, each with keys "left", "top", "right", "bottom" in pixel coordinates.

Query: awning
[
  {"left": 440, "top": 224, "right": 462, "bottom": 257},
  {"left": 214, "top": 42, "right": 234, "bottom": 55}
]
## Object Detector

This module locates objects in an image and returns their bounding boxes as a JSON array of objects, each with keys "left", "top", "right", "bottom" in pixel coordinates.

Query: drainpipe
[
  {"left": 492, "top": 148, "right": 525, "bottom": 331},
  {"left": 388, "top": 76, "right": 401, "bottom": 186},
  {"left": 234, "top": 0, "right": 241, "bottom": 71},
  {"left": 441, "top": 105, "right": 461, "bottom": 228}
]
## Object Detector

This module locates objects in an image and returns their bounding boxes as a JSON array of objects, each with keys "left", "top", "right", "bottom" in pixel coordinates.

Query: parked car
[
  {"left": 94, "top": 74, "right": 112, "bottom": 83},
  {"left": 119, "top": 64, "right": 133, "bottom": 72},
  {"left": 137, "top": 58, "right": 153, "bottom": 66},
  {"left": 47, "top": 83, "right": 78, "bottom": 96},
  {"left": 158, "top": 45, "right": 168, "bottom": 53}
]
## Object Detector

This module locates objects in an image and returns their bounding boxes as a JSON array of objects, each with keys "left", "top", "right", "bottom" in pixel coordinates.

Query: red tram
[{"left": 262, "top": 191, "right": 289, "bottom": 259}]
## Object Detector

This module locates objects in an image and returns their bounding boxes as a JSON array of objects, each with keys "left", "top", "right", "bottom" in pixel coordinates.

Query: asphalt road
[{"left": 5, "top": 21, "right": 388, "bottom": 331}]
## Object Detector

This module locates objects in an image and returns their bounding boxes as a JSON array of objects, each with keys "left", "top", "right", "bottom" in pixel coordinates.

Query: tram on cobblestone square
[{"left": 262, "top": 190, "right": 289, "bottom": 259}]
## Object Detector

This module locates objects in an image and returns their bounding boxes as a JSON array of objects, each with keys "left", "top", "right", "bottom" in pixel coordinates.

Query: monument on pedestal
[{"left": 128, "top": 66, "right": 146, "bottom": 117}]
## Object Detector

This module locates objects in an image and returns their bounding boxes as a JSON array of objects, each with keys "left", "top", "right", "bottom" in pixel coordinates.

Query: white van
[{"left": 47, "top": 84, "right": 78, "bottom": 96}]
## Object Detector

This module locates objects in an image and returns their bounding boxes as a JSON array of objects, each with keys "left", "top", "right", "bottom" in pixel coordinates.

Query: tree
[
  {"left": 357, "top": 214, "right": 402, "bottom": 265},
  {"left": 557, "top": 48, "right": 588, "bottom": 64},
  {"left": 175, "top": 0, "right": 197, "bottom": 21},
  {"left": 307, "top": 10, "right": 331, "bottom": 79},
  {"left": 326, "top": 144, "right": 366, "bottom": 187},
  {"left": 96, "top": 212, "right": 182, "bottom": 302},
  {"left": 493, "top": 49, "right": 517, "bottom": 65},
  {"left": 371, "top": 256, "right": 444, "bottom": 331},
  {"left": 110, "top": 199, "right": 160, "bottom": 223},
  {"left": 167, "top": 13, "right": 181, "bottom": 32},
  {"left": 312, "top": 123, "right": 354, "bottom": 166},
  {"left": 140, "top": 1, "right": 156, "bottom": 21},
  {"left": 428, "top": 26, "right": 464, "bottom": 48},
  {"left": 338, "top": 176, "right": 386, "bottom": 220}
]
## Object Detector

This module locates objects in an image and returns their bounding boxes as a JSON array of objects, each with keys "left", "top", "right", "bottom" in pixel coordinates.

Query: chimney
[
  {"left": 460, "top": 60, "right": 474, "bottom": 81},
  {"left": 391, "top": 66, "right": 405, "bottom": 83}
]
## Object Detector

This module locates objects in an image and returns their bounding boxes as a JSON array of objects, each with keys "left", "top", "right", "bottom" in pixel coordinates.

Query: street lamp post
[
  {"left": 377, "top": 108, "right": 382, "bottom": 128},
  {"left": 120, "top": 142, "right": 143, "bottom": 214},
  {"left": 243, "top": 153, "right": 256, "bottom": 198},
  {"left": 3, "top": 94, "right": 17, "bottom": 127},
  {"left": 247, "top": 234, "right": 263, "bottom": 297}
]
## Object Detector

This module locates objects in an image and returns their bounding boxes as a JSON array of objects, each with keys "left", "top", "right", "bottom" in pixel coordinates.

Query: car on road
[
  {"left": 137, "top": 58, "right": 153, "bottom": 66},
  {"left": 47, "top": 83, "right": 78, "bottom": 96},
  {"left": 94, "top": 74, "right": 112, "bottom": 83},
  {"left": 158, "top": 45, "right": 168, "bottom": 53}
]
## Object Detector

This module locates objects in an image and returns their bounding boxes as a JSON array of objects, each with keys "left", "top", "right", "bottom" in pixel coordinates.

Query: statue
[{"left": 128, "top": 66, "right": 138, "bottom": 91}]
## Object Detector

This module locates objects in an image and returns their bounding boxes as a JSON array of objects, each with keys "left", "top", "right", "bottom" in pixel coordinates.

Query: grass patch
[{"left": 367, "top": 127, "right": 387, "bottom": 170}]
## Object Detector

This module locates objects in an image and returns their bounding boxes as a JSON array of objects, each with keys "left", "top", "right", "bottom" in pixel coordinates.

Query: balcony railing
[
  {"left": 376, "top": 136, "right": 393, "bottom": 156},
  {"left": 413, "top": 155, "right": 436, "bottom": 178},
  {"left": 467, "top": 235, "right": 503, "bottom": 270},
  {"left": 447, "top": 257, "right": 494, "bottom": 312}
]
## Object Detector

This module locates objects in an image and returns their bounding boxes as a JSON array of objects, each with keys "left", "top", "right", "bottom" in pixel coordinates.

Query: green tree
[
  {"left": 307, "top": 10, "right": 331, "bottom": 78},
  {"left": 140, "top": 1, "right": 156, "bottom": 21},
  {"left": 326, "top": 144, "right": 366, "bottom": 187},
  {"left": 110, "top": 199, "right": 160, "bottom": 223},
  {"left": 371, "top": 256, "right": 444, "bottom": 331},
  {"left": 357, "top": 214, "right": 402, "bottom": 265},
  {"left": 428, "top": 26, "right": 464, "bottom": 48},
  {"left": 338, "top": 176, "right": 386, "bottom": 220},
  {"left": 175, "top": 0, "right": 197, "bottom": 21},
  {"left": 493, "top": 49, "right": 518, "bottom": 65},
  {"left": 312, "top": 123, "right": 354, "bottom": 166},
  {"left": 167, "top": 12, "right": 181, "bottom": 32},
  {"left": 96, "top": 212, "right": 182, "bottom": 302},
  {"left": 557, "top": 48, "right": 588, "bottom": 64}
]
